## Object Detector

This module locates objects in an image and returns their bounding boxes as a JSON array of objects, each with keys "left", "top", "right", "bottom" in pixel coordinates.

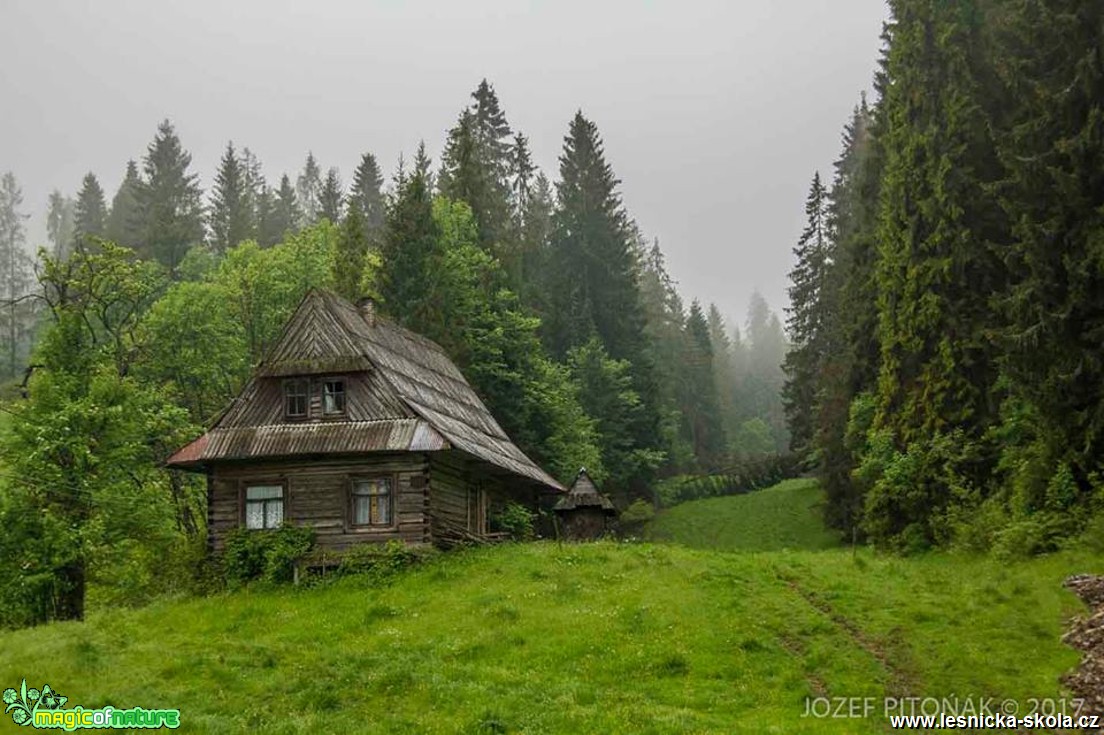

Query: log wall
[
  {"left": 208, "top": 450, "right": 545, "bottom": 552},
  {"left": 208, "top": 453, "right": 430, "bottom": 551}
]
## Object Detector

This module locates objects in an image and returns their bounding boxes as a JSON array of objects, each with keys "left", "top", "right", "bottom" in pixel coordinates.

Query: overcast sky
[{"left": 1, "top": 0, "right": 887, "bottom": 330}]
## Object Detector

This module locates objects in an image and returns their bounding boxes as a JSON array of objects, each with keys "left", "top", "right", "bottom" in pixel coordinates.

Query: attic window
[
  {"left": 284, "top": 378, "right": 309, "bottom": 419},
  {"left": 322, "top": 379, "right": 346, "bottom": 416}
]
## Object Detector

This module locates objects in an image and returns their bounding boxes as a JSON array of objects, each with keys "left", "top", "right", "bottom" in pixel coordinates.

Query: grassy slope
[
  {"left": 0, "top": 484, "right": 1097, "bottom": 734},
  {"left": 645, "top": 478, "right": 841, "bottom": 552}
]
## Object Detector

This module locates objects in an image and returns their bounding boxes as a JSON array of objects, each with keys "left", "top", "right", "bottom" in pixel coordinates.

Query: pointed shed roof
[
  {"left": 168, "top": 290, "right": 564, "bottom": 491},
  {"left": 552, "top": 468, "right": 616, "bottom": 512}
]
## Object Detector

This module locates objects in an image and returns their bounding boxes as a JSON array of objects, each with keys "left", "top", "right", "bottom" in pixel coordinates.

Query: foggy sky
[{"left": 1, "top": 0, "right": 887, "bottom": 332}]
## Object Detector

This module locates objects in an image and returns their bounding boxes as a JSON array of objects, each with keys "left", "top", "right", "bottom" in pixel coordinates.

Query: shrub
[
  {"left": 490, "top": 502, "right": 536, "bottom": 541},
  {"left": 620, "top": 499, "right": 655, "bottom": 529},
  {"left": 860, "top": 430, "right": 982, "bottom": 552},
  {"left": 1077, "top": 512, "right": 1104, "bottom": 555},
  {"left": 337, "top": 540, "right": 422, "bottom": 578},
  {"left": 222, "top": 525, "right": 315, "bottom": 587},
  {"left": 652, "top": 454, "right": 802, "bottom": 509}
]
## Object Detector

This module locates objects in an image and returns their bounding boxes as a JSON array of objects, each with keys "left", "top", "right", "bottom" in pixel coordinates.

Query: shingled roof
[
  {"left": 167, "top": 289, "right": 564, "bottom": 491},
  {"left": 552, "top": 469, "right": 616, "bottom": 512}
]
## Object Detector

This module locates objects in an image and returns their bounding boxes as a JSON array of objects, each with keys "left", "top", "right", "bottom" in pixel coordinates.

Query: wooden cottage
[
  {"left": 552, "top": 468, "right": 617, "bottom": 540},
  {"left": 167, "top": 289, "right": 564, "bottom": 551}
]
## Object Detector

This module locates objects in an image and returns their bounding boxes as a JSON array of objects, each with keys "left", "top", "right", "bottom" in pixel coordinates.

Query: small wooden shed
[{"left": 553, "top": 469, "right": 617, "bottom": 541}]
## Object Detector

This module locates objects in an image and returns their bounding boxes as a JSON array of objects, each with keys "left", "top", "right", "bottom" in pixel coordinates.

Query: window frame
[
  {"left": 347, "top": 474, "right": 398, "bottom": 531},
  {"left": 283, "top": 378, "right": 310, "bottom": 420},
  {"left": 321, "top": 377, "right": 347, "bottom": 417},
  {"left": 240, "top": 479, "right": 288, "bottom": 531}
]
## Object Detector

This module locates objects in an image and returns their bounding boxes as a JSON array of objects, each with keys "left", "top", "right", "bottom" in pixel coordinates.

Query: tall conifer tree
[
  {"left": 349, "top": 152, "right": 386, "bottom": 234},
  {"left": 684, "top": 300, "right": 727, "bottom": 468},
  {"left": 319, "top": 167, "right": 344, "bottom": 223},
  {"left": 866, "top": 0, "right": 1007, "bottom": 547},
  {"left": 296, "top": 152, "right": 323, "bottom": 225},
  {"left": 271, "top": 174, "right": 300, "bottom": 241},
  {"left": 546, "top": 111, "right": 663, "bottom": 489},
  {"left": 46, "top": 191, "right": 75, "bottom": 261},
  {"left": 136, "top": 119, "right": 204, "bottom": 270},
  {"left": 782, "top": 172, "right": 830, "bottom": 456},
  {"left": 438, "top": 80, "right": 514, "bottom": 259},
  {"left": 209, "top": 142, "right": 254, "bottom": 253},
  {"left": 380, "top": 147, "right": 440, "bottom": 330},
  {"left": 105, "top": 160, "right": 143, "bottom": 250},
  {"left": 0, "top": 173, "right": 32, "bottom": 379},
  {"left": 993, "top": 0, "right": 1104, "bottom": 514},
  {"left": 73, "top": 173, "right": 107, "bottom": 244}
]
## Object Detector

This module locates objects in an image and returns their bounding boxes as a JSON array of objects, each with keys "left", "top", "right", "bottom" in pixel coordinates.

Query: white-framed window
[
  {"left": 351, "top": 477, "right": 393, "bottom": 527},
  {"left": 245, "top": 484, "right": 285, "bottom": 529},
  {"left": 322, "top": 379, "right": 346, "bottom": 416}
]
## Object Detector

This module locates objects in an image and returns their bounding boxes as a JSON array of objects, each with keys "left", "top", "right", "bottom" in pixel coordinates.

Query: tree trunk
[{"left": 55, "top": 558, "right": 86, "bottom": 621}]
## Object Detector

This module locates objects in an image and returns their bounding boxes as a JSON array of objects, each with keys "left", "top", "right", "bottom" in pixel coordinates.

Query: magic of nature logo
[{"left": 3, "top": 679, "right": 180, "bottom": 730}]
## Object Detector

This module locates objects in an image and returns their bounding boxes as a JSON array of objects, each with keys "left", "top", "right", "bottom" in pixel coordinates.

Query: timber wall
[{"left": 208, "top": 452, "right": 429, "bottom": 551}]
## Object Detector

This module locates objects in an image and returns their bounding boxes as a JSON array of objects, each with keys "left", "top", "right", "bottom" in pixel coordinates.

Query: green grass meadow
[
  {"left": 645, "top": 478, "right": 842, "bottom": 552},
  {"left": 0, "top": 480, "right": 1097, "bottom": 733}
]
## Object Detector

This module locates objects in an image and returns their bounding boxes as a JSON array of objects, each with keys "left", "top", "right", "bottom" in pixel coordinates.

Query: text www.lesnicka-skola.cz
[
  {"left": 888, "top": 712, "right": 1100, "bottom": 730},
  {"left": 803, "top": 696, "right": 1096, "bottom": 730}
]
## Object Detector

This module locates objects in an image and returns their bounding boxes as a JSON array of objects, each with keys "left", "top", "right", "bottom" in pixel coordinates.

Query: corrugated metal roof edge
[
  {"left": 165, "top": 419, "right": 450, "bottom": 470},
  {"left": 405, "top": 399, "right": 565, "bottom": 492}
]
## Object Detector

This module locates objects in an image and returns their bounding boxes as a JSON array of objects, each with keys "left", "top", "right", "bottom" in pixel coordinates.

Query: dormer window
[
  {"left": 323, "top": 379, "right": 346, "bottom": 416},
  {"left": 284, "top": 378, "right": 309, "bottom": 419}
]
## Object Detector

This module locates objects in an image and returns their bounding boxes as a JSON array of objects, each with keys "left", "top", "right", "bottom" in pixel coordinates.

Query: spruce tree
[
  {"left": 438, "top": 81, "right": 514, "bottom": 259},
  {"left": 684, "top": 300, "right": 727, "bottom": 468},
  {"left": 472, "top": 79, "right": 513, "bottom": 180},
  {"left": 73, "top": 173, "right": 107, "bottom": 244},
  {"left": 707, "top": 303, "right": 740, "bottom": 450},
  {"left": 546, "top": 111, "right": 646, "bottom": 362},
  {"left": 547, "top": 111, "right": 663, "bottom": 490},
  {"left": 993, "top": 0, "right": 1104, "bottom": 515},
  {"left": 637, "top": 238, "right": 694, "bottom": 470},
  {"left": 782, "top": 172, "right": 830, "bottom": 456},
  {"left": 209, "top": 142, "right": 254, "bottom": 253},
  {"left": 866, "top": 0, "right": 1008, "bottom": 547},
  {"left": 0, "top": 173, "right": 32, "bottom": 379},
  {"left": 517, "top": 172, "right": 554, "bottom": 310},
  {"left": 744, "top": 292, "right": 789, "bottom": 451},
  {"left": 296, "top": 152, "right": 323, "bottom": 224},
  {"left": 241, "top": 147, "right": 265, "bottom": 224},
  {"left": 255, "top": 184, "right": 279, "bottom": 247},
  {"left": 271, "top": 174, "right": 300, "bottom": 241},
  {"left": 438, "top": 110, "right": 477, "bottom": 195},
  {"left": 380, "top": 148, "right": 440, "bottom": 330},
  {"left": 816, "top": 97, "right": 884, "bottom": 535},
  {"left": 413, "top": 142, "right": 433, "bottom": 190},
  {"left": 349, "top": 152, "right": 385, "bottom": 234},
  {"left": 319, "top": 167, "right": 344, "bottom": 223},
  {"left": 333, "top": 204, "right": 370, "bottom": 301},
  {"left": 509, "top": 131, "right": 535, "bottom": 229},
  {"left": 105, "top": 160, "right": 143, "bottom": 250},
  {"left": 46, "top": 190, "right": 75, "bottom": 261},
  {"left": 135, "top": 119, "right": 204, "bottom": 270}
]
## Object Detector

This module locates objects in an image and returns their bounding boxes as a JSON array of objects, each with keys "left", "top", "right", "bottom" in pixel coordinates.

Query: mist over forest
[{"left": 2, "top": 2, "right": 1104, "bottom": 730}]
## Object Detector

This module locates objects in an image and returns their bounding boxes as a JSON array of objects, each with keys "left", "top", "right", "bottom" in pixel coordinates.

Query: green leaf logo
[{"left": 4, "top": 679, "right": 65, "bottom": 727}]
